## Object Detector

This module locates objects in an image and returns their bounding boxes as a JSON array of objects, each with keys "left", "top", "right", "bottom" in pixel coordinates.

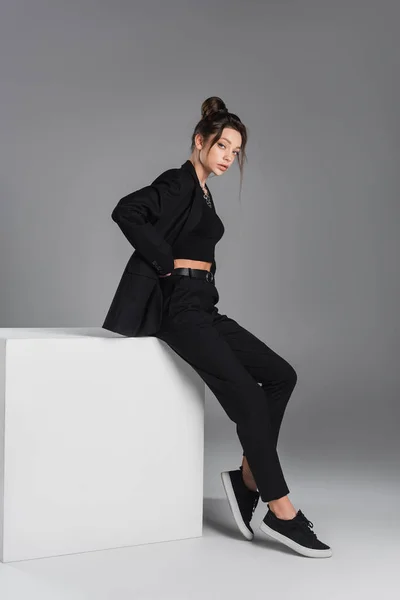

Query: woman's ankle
[
  {"left": 243, "top": 477, "right": 258, "bottom": 492},
  {"left": 240, "top": 469, "right": 258, "bottom": 492},
  {"left": 268, "top": 497, "right": 297, "bottom": 519},
  {"left": 241, "top": 457, "right": 258, "bottom": 492}
]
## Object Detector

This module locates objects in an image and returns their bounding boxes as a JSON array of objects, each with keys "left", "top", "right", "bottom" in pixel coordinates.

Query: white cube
[{"left": 0, "top": 328, "right": 205, "bottom": 562}]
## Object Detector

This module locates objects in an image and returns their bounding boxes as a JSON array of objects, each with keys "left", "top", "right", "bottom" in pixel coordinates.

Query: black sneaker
[
  {"left": 221, "top": 466, "right": 260, "bottom": 540},
  {"left": 259, "top": 507, "right": 332, "bottom": 557}
]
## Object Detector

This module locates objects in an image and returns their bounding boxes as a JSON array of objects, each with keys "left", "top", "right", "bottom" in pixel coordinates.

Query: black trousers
[{"left": 153, "top": 271, "right": 297, "bottom": 503}]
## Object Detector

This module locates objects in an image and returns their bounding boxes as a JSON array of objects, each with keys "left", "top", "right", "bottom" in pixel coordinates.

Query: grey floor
[{"left": 0, "top": 465, "right": 396, "bottom": 600}]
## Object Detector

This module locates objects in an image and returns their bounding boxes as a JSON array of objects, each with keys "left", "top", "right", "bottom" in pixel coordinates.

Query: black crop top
[{"left": 172, "top": 187, "right": 225, "bottom": 263}]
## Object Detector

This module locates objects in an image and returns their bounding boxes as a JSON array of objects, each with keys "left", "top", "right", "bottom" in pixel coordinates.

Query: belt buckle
[{"left": 205, "top": 271, "right": 213, "bottom": 283}]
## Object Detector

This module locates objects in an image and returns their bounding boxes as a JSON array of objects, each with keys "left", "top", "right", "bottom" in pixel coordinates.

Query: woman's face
[{"left": 200, "top": 127, "right": 242, "bottom": 175}]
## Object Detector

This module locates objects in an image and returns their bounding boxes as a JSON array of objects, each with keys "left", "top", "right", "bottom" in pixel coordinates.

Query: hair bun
[{"left": 201, "top": 96, "right": 228, "bottom": 119}]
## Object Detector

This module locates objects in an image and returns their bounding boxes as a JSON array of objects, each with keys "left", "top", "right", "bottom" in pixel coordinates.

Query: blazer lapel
[
  {"left": 179, "top": 159, "right": 217, "bottom": 276},
  {"left": 178, "top": 160, "right": 204, "bottom": 236}
]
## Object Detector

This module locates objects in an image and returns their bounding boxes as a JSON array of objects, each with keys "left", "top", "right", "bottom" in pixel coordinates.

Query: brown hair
[{"left": 190, "top": 96, "right": 248, "bottom": 200}]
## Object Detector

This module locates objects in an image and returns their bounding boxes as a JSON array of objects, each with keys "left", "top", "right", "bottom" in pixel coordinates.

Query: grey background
[{"left": 0, "top": 1, "right": 399, "bottom": 591}]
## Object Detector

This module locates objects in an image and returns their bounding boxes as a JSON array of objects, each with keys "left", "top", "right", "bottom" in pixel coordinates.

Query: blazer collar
[
  {"left": 180, "top": 159, "right": 212, "bottom": 195},
  {"left": 180, "top": 159, "right": 199, "bottom": 185}
]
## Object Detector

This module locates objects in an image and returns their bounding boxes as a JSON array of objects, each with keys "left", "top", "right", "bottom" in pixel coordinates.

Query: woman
[{"left": 105, "top": 96, "right": 332, "bottom": 558}]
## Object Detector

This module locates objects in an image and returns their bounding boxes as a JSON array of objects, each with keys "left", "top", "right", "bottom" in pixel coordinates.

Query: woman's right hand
[{"left": 159, "top": 259, "right": 180, "bottom": 277}]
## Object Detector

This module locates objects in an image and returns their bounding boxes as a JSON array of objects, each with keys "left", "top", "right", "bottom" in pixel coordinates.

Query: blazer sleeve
[{"left": 111, "top": 169, "right": 182, "bottom": 275}]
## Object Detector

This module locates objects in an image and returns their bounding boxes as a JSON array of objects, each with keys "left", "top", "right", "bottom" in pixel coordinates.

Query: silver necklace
[{"left": 200, "top": 183, "right": 213, "bottom": 208}]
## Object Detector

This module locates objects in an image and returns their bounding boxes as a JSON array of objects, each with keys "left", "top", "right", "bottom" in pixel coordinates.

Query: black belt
[{"left": 171, "top": 267, "right": 215, "bottom": 284}]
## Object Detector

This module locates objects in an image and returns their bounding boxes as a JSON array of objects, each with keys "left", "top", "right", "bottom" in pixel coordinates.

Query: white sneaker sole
[
  {"left": 259, "top": 521, "right": 333, "bottom": 558},
  {"left": 221, "top": 471, "right": 253, "bottom": 541}
]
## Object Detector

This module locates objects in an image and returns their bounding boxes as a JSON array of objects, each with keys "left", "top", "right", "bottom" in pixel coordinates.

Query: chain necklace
[
  {"left": 190, "top": 159, "right": 213, "bottom": 207},
  {"left": 200, "top": 183, "right": 213, "bottom": 208}
]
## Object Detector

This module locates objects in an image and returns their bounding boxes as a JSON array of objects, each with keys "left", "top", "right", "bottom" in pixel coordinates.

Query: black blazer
[{"left": 102, "top": 159, "right": 217, "bottom": 337}]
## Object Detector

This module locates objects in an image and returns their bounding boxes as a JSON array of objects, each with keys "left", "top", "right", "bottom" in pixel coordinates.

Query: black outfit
[
  {"left": 155, "top": 269, "right": 296, "bottom": 502},
  {"left": 102, "top": 160, "right": 219, "bottom": 337},
  {"left": 103, "top": 159, "right": 297, "bottom": 502},
  {"left": 172, "top": 182, "right": 225, "bottom": 262}
]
